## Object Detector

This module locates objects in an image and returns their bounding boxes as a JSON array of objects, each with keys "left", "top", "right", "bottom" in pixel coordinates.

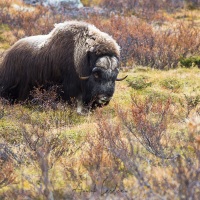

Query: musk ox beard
[{"left": 0, "top": 21, "right": 127, "bottom": 114}]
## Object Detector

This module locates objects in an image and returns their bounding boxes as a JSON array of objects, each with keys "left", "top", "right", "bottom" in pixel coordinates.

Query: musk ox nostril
[
  {"left": 103, "top": 96, "right": 112, "bottom": 101},
  {"left": 98, "top": 94, "right": 111, "bottom": 100},
  {"left": 97, "top": 95, "right": 112, "bottom": 104}
]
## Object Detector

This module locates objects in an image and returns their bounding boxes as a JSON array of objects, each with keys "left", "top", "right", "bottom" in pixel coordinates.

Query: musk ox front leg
[
  {"left": 76, "top": 95, "right": 90, "bottom": 115},
  {"left": 76, "top": 97, "right": 84, "bottom": 114}
]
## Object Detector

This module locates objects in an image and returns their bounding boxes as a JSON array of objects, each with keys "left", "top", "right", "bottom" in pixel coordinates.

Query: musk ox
[{"left": 0, "top": 21, "right": 127, "bottom": 114}]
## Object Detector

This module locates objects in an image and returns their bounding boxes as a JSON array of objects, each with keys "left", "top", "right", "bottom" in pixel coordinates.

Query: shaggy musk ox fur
[{"left": 0, "top": 21, "right": 126, "bottom": 113}]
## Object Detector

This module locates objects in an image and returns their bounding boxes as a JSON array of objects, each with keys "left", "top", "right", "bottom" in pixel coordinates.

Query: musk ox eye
[{"left": 93, "top": 72, "right": 99, "bottom": 79}]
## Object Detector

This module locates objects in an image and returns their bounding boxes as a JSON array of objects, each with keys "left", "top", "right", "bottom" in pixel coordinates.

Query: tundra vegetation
[{"left": 0, "top": 0, "right": 200, "bottom": 199}]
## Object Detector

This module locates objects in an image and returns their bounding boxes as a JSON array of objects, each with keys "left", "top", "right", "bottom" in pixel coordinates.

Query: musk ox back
[{"left": 0, "top": 21, "right": 126, "bottom": 114}]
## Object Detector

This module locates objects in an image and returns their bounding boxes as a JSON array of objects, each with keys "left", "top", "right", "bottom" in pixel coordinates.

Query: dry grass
[{"left": 0, "top": 67, "right": 199, "bottom": 199}]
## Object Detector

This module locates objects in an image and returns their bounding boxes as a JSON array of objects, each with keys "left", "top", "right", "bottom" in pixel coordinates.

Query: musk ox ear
[
  {"left": 116, "top": 75, "right": 128, "bottom": 81},
  {"left": 88, "top": 51, "right": 98, "bottom": 69}
]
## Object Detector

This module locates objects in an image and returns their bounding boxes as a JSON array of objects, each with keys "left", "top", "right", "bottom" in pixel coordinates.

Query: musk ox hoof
[
  {"left": 77, "top": 111, "right": 87, "bottom": 116},
  {"left": 77, "top": 106, "right": 90, "bottom": 115}
]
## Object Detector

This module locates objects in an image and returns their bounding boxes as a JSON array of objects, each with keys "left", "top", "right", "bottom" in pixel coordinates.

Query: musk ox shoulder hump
[
  {"left": 49, "top": 21, "right": 120, "bottom": 58},
  {"left": 86, "top": 23, "right": 120, "bottom": 57}
]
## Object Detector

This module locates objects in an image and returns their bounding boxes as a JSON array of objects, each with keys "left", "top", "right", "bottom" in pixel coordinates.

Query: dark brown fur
[{"left": 0, "top": 21, "right": 120, "bottom": 109}]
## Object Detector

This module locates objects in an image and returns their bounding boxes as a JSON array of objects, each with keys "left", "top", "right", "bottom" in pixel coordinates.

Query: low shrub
[
  {"left": 1, "top": 2, "right": 200, "bottom": 69},
  {"left": 184, "top": 93, "right": 200, "bottom": 116},
  {"left": 127, "top": 75, "right": 152, "bottom": 90},
  {"left": 145, "top": 89, "right": 172, "bottom": 102},
  {"left": 180, "top": 56, "right": 200, "bottom": 68},
  {"left": 160, "top": 78, "right": 183, "bottom": 91},
  {"left": 91, "top": 16, "right": 200, "bottom": 69}
]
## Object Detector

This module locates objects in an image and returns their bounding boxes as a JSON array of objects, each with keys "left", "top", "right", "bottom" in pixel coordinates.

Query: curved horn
[
  {"left": 116, "top": 75, "right": 128, "bottom": 81},
  {"left": 79, "top": 67, "right": 99, "bottom": 80},
  {"left": 79, "top": 76, "right": 90, "bottom": 80},
  {"left": 92, "top": 67, "right": 98, "bottom": 73}
]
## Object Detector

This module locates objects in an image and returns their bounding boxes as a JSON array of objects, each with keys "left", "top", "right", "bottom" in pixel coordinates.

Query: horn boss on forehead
[
  {"left": 95, "top": 56, "right": 119, "bottom": 70},
  {"left": 0, "top": 20, "right": 124, "bottom": 114}
]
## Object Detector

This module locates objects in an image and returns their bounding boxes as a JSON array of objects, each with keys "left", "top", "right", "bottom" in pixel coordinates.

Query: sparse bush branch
[
  {"left": 94, "top": 112, "right": 167, "bottom": 198},
  {"left": 118, "top": 96, "right": 176, "bottom": 159},
  {"left": 20, "top": 104, "right": 82, "bottom": 197},
  {"left": 0, "top": 143, "right": 20, "bottom": 163},
  {"left": 0, "top": 143, "right": 17, "bottom": 189},
  {"left": 172, "top": 154, "right": 200, "bottom": 200},
  {"left": 0, "top": 160, "right": 16, "bottom": 189}
]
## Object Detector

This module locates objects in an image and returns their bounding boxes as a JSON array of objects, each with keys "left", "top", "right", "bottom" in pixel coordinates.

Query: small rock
[{"left": 23, "top": 0, "right": 83, "bottom": 9}]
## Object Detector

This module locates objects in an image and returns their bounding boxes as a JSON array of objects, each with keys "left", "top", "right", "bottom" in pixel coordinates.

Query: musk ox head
[{"left": 79, "top": 55, "right": 127, "bottom": 110}]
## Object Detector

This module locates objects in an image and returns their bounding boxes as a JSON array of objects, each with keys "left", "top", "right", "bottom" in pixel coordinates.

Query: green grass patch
[
  {"left": 0, "top": 24, "right": 10, "bottom": 32},
  {"left": 127, "top": 75, "right": 152, "bottom": 90},
  {"left": 160, "top": 77, "right": 183, "bottom": 91}
]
